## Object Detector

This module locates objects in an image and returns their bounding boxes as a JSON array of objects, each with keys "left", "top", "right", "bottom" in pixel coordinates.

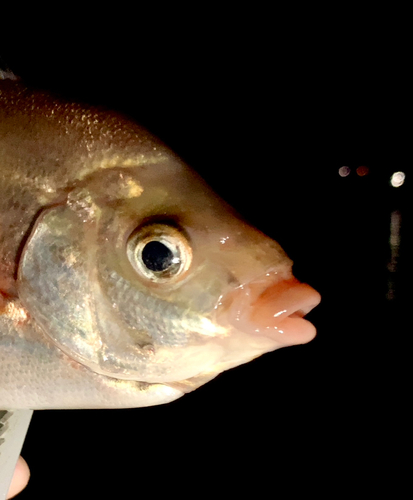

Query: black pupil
[{"left": 141, "top": 241, "right": 175, "bottom": 272}]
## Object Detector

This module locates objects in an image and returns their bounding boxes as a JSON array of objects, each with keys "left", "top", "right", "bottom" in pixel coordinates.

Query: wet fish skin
[{"left": 0, "top": 79, "right": 320, "bottom": 409}]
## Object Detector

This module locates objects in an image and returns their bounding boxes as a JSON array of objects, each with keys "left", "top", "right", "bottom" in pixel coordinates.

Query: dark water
[{"left": 3, "top": 46, "right": 409, "bottom": 498}]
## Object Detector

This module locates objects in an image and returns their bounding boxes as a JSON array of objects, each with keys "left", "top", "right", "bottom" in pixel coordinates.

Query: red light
[{"left": 356, "top": 166, "right": 369, "bottom": 177}]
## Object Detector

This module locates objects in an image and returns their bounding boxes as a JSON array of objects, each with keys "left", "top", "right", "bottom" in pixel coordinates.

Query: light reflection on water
[
  {"left": 387, "top": 210, "right": 402, "bottom": 301},
  {"left": 336, "top": 164, "right": 407, "bottom": 304}
]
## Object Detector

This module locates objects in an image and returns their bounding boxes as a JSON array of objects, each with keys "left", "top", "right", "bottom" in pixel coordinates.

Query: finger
[{"left": 7, "top": 456, "right": 30, "bottom": 499}]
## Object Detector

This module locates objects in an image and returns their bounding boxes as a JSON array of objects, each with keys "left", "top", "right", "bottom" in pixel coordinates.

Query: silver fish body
[{"left": 0, "top": 79, "right": 320, "bottom": 409}]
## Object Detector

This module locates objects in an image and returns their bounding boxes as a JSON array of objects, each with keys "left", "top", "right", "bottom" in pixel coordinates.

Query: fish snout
[{"left": 217, "top": 273, "right": 321, "bottom": 348}]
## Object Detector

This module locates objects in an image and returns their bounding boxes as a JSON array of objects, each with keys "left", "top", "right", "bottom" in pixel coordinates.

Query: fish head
[{"left": 18, "top": 145, "right": 320, "bottom": 393}]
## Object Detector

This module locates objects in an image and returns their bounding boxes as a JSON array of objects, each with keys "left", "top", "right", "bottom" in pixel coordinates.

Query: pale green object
[{"left": 0, "top": 410, "right": 33, "bottom": 500}]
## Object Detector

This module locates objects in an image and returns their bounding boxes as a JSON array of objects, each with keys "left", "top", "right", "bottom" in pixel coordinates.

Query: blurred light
[
  {"left": 387, "top": 210, "right": 402, "bottom": 301},
  {"left": 390, "top": 171, "right": 405, "bottom": 188},
  {"left": 356, "top": 165, "right": 369, "bottom": 176},
  {"left": 338, "top": 166, "right": 351, "bottom": 177}
]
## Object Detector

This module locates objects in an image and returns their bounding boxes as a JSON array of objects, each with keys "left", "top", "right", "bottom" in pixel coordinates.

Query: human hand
[{"left": 7, "top": 457, "right": 29, "bottom": 499}]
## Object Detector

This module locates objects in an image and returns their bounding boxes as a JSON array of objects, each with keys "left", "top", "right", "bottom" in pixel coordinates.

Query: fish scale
[{"left": 104, "top": 269, "right": 197, "bottom": 346}]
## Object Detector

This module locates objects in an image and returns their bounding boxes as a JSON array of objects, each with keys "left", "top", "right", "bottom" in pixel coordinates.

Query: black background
[{"left": 1, "top": 18, "right": 410, "bottom": 499}]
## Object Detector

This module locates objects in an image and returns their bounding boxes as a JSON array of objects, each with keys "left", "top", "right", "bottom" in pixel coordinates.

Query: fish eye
[{"left": 127, "top": 223, "right": 192, "bottom": 283}]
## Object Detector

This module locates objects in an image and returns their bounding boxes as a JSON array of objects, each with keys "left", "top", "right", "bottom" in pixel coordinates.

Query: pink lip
[{"left": 218, "top": 274, "right": 321, "bottom": 347}]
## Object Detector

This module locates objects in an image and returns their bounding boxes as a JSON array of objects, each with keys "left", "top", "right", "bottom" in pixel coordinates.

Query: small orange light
[{"left": 356, "top": 166, "right": 369, "bottom": 176}]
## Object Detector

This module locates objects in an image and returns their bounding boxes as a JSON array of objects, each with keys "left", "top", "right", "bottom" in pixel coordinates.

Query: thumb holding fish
[{"left": 7, "top": 457, "right": 30, "bottom": 499}]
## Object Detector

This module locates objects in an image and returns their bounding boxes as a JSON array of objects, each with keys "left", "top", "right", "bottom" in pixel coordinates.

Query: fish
[{"left": 0, "top": 76, "right": 321, "bottom": 410}]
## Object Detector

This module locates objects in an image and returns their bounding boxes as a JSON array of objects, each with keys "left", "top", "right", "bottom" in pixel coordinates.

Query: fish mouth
[{"left": 217, "top": 271, "right": 321, "bottom": 347}]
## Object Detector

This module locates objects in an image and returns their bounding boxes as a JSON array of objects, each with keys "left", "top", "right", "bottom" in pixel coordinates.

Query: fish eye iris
[
  {"left": 127, "top": 223, "right": 192, "bottom": 283},
  {"left": 142, "top": 241, "right": 175, "bottom": 272}
]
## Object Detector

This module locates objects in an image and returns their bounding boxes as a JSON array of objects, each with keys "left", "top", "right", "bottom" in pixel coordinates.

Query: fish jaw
[
  {"left": 200, "top": 270, "right": 322, "bottom": 373},
  {"left": 166, "top": 272, "right": 321, "bottom": 393}
]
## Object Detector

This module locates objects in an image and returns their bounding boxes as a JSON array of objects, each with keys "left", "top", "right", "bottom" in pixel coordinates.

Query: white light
[
  {"left": 339, "top": 166, "right": 351, "bottom": 177},
  {"left": 390, "top": 171, "right": 405, "bottom": 188},
  {"left": 199, "top": 317, "right": 226, "bottom": 336}
]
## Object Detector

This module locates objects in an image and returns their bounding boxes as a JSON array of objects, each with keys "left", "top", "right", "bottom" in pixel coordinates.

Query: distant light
[
  {"left": 390, "top": 171, "right": 405, "bottom": 188},
  {"left": 356, "top": 165, "right": 369, "bottom": 177},
  {"left": 339, "top": 166, "right": 351, "bottom": 177}
]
